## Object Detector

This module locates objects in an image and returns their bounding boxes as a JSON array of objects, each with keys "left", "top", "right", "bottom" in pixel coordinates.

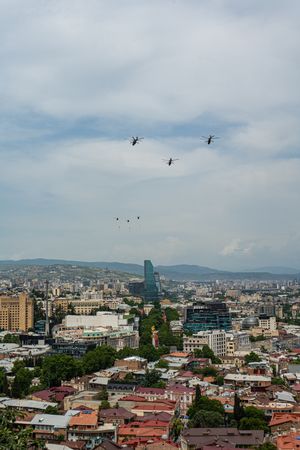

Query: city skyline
[{"left": 0, "top": 1, "right": 299, "bottom": 269}]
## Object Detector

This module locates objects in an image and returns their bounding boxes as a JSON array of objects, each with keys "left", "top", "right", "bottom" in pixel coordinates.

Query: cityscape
[
  {"left": 0, "top": 1, "right": 300, "bottom": 450},
  {"left": 1, "top": 259, "right": 300, "bottom": 449}
]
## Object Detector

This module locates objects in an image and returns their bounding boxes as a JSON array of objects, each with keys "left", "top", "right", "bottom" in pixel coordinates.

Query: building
[
  {"left": 184, "top": 302, "right": 231, "bottom": 333},
  {"left": 0, "top": 293, "right": 34, "bottom": 332},
  {"left": 258, "top": 315, "right": 277, "bottom": 330},
  {"left": 183, "top": 330, "right": 227, "bottom": 356},
  {"left": 181, "top": 428, "right": 264, "bottom": 450},
  {"left": 144, "top": 260, "right": 160, "bottom": 303}
]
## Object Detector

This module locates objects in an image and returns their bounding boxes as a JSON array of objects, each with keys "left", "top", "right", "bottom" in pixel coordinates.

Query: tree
[
  {"left": 188, "top": 410, "right": 224, "bottom": 428},
  {"left": 0, "top": 368, "right": 9, "bottom": 395},
  {"left": 41, "top": 354, "right": 83, "bottom": 387},
  {"left": 45, "top": 405, "right": 59, "bottom": 414},
  {"left": 194, "top": 385, "right": 202, "bottom": 409},
  {"left": 2, "top": 334, "right": 20, "bottom": 345},
  {"left": 170, "top": 418, "right": 183, "bottom": 441},
  {"left": 155, "top": 359, "right": 169, "bottom": 369},
  {"left": 100, "top": 400, "right": 110, "bottom": 409},
  {"left": 244, "top": 352, "right": 261, "bottom": 364},
  {"left": 233, "top": 394, "right": 245, "bottom": 424},
  {"left": 271, "top": 377, "right": 285, "bottom": 386},
  {"left": 82, "top": 345, "right": 116, "bottom": 374},
  {"left": 165, "top": 307, "right": 179, "bottom": 322},
  {"left": 11, "top": 368, "right": 33, "bottom": 398},
  {"left": 215, "top": 375, "right": 224, "bottom": 386},
  {"left": 188, "top": 395, "right": 224, "bottom": 419},
  {"left": 244, "top": 406, "right": 265, "bottom": 421},
  {"left": 194, "top": 345, "right": 221, "bottom": 364},
  {"left": 256, "top": 443, "right": 277, "bottom": 450},
  {"left": 239, "top": 417, "right": 269, "bottom": 432},
  {"left": 0, "top": 408, "right": 45, "bottom": 449},
  {"left": 142, "top": 369, "right": 165, "bottom": 388},
  {"left": 96, "top": 388, "right": 108, "bottom": 401}
]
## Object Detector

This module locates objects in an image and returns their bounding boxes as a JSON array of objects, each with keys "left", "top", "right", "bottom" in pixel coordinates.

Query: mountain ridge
[{"left": 0, "top": 258, "right": 299, "bottom": 281}]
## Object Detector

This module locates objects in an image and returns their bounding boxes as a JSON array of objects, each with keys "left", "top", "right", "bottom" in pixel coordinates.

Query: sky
[{"left": 0, "top": 0, "right": 300, "bottom": 270}]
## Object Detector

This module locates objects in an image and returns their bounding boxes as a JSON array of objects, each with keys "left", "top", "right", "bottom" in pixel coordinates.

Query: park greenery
[{"left": 0, "top": 408, "right": 45, "bottom": 449}]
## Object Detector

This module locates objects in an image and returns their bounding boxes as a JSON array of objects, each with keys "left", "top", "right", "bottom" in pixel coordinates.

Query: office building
[
  {"left": 144, "top": 260, "right": 160, "bottom": 302},
  {"left": 0, "top": 293, "right": 34, "bottom": 332},
  {"left": 183, "top": 330, "right": 227, "bottom": 356},
  {"left": 184, "top": 301, "right": 231, "bottom": 333}
]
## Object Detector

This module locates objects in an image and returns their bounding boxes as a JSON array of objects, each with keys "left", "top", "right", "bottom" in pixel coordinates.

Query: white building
[
  {"left": 183, "top": 330, "right": 226, "bottom": 356},
  {"left": 258, "top": 316, "right": 276, "bottom": 330},
  {"left": 64, "top": 311, "right": 129, "bottom": 329}
]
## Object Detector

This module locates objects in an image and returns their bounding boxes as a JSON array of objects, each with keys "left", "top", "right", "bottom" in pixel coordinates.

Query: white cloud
[{"left": 0, "top": 1, "right": 299, "bottom": 268}]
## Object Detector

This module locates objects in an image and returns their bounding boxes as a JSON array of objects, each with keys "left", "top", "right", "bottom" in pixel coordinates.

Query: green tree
[
  {"left": 164, "top": 307, "right": 179, "bottom": 322},
  {"left": 271, "top": 377, "right": 285, "bottom": 386},
  {"left": 244, "top": 352, "right": 261, "bottom": 364},
  {"left": 188, "top": 410, "right": 224, "bottom": 428},
  {"left": 11, "top": 368, "right": 33, "bottom": 398},
  {"left": 96, "top": 388, "right": 108, "bottom": 401},
  {"left": 0, "top": 408, "right": 45, "bottom": 449},
  {"left": 82, "top": 345, "right": 116, "bottom": 374},
  {"left": 233, "top": 394, "right": 245, "bottom": 424},
  {"left": 194, "top": 345, "right": 221, "bottom": 364},
  {"left": 256, "top": 443, "right": 277, "bottom": 450},
  {"left": 188, "top": 395, "right": 224, "bottom": 419},
  {"left": 194, "top": 385, "right": 202, "bottom": 409},
  {"left": 100, "top": 400, "right": 110, "bottom": 409},
  {"left": 244, "top": 406, "right": 265, "bottom": 421},
  {"left": 2, "top": 334, "right": 20, "bottom": 345},
  {"left": 0, "top": 368, "right": 9, "bottom": 395},
  {"left": 155, "top": 359, "right": 169, "bottom": 369},
  {"left": 45, "top": 405, "right": 59, "bottom": 414},
  {"left": 41, "top": 354, "right": 83, "bottom": 387},
  {"left": 170, "top": 418, "right": 183, "bottom": 441},
  {"left": 142, "top": 369, "right": 165, "bottom": 388},
  {"left": 239, "top": 417, "right": 268, "bottom": 432},
  {"left": 215, "top": 375, "right": 224, "bottom": 386}
]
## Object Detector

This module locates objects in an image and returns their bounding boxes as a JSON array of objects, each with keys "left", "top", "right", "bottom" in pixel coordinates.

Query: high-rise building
[
  {"left": 184, "top": 301, "right": 232, "bottom": 333},
  {"left": 0, "top": 293, "right": 34, "bottom": 332},
  {"left": 143, "top": 260, "right": 160, "bottom": 302}
]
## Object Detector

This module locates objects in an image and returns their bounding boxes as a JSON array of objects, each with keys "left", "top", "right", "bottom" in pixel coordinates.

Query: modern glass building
[
  {"left": 144, "top": 260, "right": 160, "bottom": 302},
  {"left": 184, "top": 301, "right": 232, "bottom": 333}
]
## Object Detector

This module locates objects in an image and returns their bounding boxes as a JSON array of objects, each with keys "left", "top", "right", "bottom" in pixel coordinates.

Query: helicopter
[
  {"left": 201, "top": 134, "right": 220, "bottom": 145},
  {"left": 163, "top": 158, "right": 179, "bottom": 166},
  {"left": 130, "top": 136, "right": 144, "bottom": 146}
]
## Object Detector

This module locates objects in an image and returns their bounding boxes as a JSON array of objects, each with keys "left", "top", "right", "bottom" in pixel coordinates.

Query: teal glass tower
[{"left": 144, "top": 260, "right": 160, "bottom": 302}]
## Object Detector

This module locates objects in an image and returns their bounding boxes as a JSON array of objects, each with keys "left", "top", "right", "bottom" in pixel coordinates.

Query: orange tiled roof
[
  {"left": 277, "top": 433, "right": 300, "bottom": 450},
  {"left": 69, "top": 411, "right": 98, "bottom": 427},
  {"left": 270, "top": 413, "right": 300, "bottom": 427}
]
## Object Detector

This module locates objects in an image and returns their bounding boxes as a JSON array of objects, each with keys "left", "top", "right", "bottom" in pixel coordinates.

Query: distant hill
[
  {"left": 252, "top": 266, "right": 300, "bottom": 275},
  {"left": 0, "top": 259, "right": 299, "bottom": 281}
]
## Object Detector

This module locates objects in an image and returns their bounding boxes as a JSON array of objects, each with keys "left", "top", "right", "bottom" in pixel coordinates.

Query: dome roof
[{"left": 242, "top": 316, "right": 259, "bottom": 329}]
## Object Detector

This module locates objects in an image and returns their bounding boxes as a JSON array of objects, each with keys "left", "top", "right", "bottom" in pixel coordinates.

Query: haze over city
[{"left": 0, "top": 0, "right": 300, "bottom": 270}]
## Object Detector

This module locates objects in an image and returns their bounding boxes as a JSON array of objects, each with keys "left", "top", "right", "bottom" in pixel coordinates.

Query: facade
[
  {"left": 258, "top": 315, "right": 276, "bottom": 330},
  {"left": 184, "top": 302, "right": 231, "bottom": 333},
  {"left": 183, "top": 330, "right": 227, "bottom": 356},
  {"left": 0, "top": 293, "right": 34, "bottom": 331},
  {"left": 54, "top": 298, "right": 121, "bottom": 314},
  {"left": 144, "top": 260, "right": 160, "bottom": 302}
]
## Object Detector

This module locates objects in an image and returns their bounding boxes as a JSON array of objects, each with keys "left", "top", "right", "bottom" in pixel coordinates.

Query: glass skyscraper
[
  {"left": 184, "top": 301, "right": 232, "bottom": 333},
  {"left": 144, "top": 260, "right": 160, "bottom": 302}
]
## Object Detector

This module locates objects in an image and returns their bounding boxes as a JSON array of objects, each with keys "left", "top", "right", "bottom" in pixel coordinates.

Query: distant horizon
[{"left": 0, "top": 256, "right": 299, "bottom": 274}]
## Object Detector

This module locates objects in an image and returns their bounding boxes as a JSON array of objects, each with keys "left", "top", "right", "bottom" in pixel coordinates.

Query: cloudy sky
[{"left": 0, "top": 0, "right": 300, "bottom": 270}]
